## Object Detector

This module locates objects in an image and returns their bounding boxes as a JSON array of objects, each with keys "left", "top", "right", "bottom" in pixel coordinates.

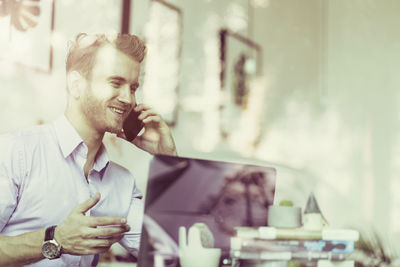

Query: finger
[
  {"left": 142, "top": 115, "right": 161, "bottom": 124},
  {"left": 106, "top": 234, "right": 125, "bottom": 244},
  {"left": 91, "top": 238, "right": 123, "bottom": 249},
  {"left": 85, "top": 234, "right": 124, "bottom": 249},
  {"left": 97, "top": 234, "right": 125, "bottom": 245},
  {"left": 88, "top": 225, "right": 130, "bottom": 238},
  {"left": 131, "top": 137, "right": 144, "bottom": 149},
  {"left": 68, "top": 247, "right": 109, "bottom": 256},
  {"left": 138, "top": 110, "right": 159, "bottom": 120},
  {"left": 74, "top": 192, "right": 101, "bottom": 214},
  {"left": 83, "top": 247, "right": 111, "bottom": 255},
  {"left": 134, "top": 104, "right": 152, "bottom": 112},
  {"left": 89, "top": 216, "right": 127, "bottom": 227},
  {"left": 117, "top": 130, "right": 127, "bottom": 140}
]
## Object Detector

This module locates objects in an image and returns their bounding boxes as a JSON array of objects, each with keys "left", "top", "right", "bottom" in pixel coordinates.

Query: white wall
[{"left": 323, "top": 0, "right": 400, "bottom": 248}]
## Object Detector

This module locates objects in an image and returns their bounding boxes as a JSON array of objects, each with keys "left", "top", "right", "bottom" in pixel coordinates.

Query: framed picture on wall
[
  {"left": 140, "top": 0, "right": 183, "bottom": 126},
  {"left": 219, "top": 28, "right": 262, "bottom": 139},
  {"left": 0, "top": 0, "right": 55, "bottom": 73}
]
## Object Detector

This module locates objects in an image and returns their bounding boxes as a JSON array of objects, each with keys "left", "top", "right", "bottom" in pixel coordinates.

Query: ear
[{"left": 66, "top": 70, "right": 86, "bottom": 99}]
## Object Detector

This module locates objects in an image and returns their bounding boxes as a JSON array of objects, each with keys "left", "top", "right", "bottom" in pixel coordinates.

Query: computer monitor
[{"left": 138, "top": 154, "right": 276, "bottom": 266}]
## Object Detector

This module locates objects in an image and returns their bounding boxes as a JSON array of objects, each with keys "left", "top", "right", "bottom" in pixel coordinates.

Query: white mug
[
  {"left": 179, "top": 226, "right": 221, "bottom": 267},
  {"left": 179, "top": 247, "right": 221, "bottom": 267}
]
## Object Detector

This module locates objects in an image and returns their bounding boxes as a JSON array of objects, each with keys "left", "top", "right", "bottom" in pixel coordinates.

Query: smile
[{"left": 110, "top": 107, "right": 126, "bottom": 115}]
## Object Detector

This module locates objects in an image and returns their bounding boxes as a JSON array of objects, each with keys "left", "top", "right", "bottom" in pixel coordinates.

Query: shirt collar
[
  {"left": 93, "top": 144, "right": 109, "bottom": 173},
  {"left": 53, "top": 115, "right": 110, "bottom": 172},
  {"left": 53, "top": 115, "right": 83, "bottom": 158}
]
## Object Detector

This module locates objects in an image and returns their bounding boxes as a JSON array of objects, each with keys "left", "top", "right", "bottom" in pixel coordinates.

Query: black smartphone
[{"left": 123, "top": 109, "right": 144, "bottom": 141}]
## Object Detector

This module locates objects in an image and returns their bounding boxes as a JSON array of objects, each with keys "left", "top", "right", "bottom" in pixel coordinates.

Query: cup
[
  {"left": 179, "top": 225, "right": 221, "bottom": 267},
  {"left": 179, "top": 247, "right": 221, "bottom": 267}
]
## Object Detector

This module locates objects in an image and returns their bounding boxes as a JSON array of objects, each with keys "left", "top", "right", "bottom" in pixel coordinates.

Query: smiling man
[{"left": 0, "top": 33, "right": 177, "bottom": 266}]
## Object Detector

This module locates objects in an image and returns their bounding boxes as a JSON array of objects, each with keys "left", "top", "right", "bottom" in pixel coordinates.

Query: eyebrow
[{"left": 108, "top": 76, "right": 126, "bottom": 83}]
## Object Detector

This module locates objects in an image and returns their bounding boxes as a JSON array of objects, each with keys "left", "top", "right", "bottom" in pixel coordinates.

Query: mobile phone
[{"left": 123, "top": 108, "right": 144, "bottom": 141}]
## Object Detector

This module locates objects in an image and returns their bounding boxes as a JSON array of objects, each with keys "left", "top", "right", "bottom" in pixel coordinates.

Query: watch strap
[{"left": 44, "top": 225, "right": 57, "bottom": 241}]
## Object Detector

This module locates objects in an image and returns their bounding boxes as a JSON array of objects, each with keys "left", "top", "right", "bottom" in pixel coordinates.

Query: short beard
[
  {"left": 81, "top": 87, "right": 122, "bottom": 134},
  {"left": 105, "top": 124, "right": 122, "bottom": 134}
]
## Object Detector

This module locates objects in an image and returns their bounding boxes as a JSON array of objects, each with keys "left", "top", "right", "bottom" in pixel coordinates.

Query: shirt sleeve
[
  {"left": 119, "top": 183, "right": 144, "bottom": 257},
  {"left": 0, "top": 135, "right": 23, "bottom": 232}
]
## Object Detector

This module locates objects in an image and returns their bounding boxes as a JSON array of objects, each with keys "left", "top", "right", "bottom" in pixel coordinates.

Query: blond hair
[{"left": 66, "top": 33, "right": 146, "bottom": 78}]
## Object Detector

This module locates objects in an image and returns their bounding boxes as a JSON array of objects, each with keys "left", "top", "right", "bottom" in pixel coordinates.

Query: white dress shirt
[{"left": 0, "top": 115, "right": 143, "bottom": 267}]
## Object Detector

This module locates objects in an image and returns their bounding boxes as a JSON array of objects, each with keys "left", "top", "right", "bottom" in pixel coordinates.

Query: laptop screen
[{"left": 138, "top": 154, "right": 276, "bottom": 266}]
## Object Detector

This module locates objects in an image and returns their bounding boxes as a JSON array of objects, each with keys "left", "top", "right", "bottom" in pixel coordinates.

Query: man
[{"left": 0, "top": 33, "right": 177, "bottom": 266}]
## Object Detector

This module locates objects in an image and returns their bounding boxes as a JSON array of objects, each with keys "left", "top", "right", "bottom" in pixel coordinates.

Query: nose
[{"left": 117, "top": 84, "right": 134, "bottom": 106}]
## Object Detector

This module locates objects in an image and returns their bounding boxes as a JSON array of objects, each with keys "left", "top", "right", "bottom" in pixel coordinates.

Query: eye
[{"left": 110, "top": 81, "right": 121, "bottom": 88}]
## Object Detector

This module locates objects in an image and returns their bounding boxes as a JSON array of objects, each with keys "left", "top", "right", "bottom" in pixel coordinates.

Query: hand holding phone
[{"left": 122, "top": 108, "right": 144, "bottom": 141}]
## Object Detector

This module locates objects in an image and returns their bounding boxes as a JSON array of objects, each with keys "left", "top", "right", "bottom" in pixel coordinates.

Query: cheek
[
  {"left": 81, "top": 89, "right": 103, "bottom": 112},
  {"left": 89, "top": 82, "right": 117, "bottom": 99}
]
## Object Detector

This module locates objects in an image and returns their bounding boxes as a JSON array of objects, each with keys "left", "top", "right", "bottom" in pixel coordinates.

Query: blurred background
[{"left": 0, "top": 0, "right": 399, "bottom": 264}]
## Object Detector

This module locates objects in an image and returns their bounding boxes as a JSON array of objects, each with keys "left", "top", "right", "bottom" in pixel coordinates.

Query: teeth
[{"left": 111, "top": 107, "right": 124, "bottom": 114}]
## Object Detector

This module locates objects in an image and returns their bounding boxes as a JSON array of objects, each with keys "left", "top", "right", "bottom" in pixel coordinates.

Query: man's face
[{"left": 80, "top": 44, "right": 141, "bottom": 134}]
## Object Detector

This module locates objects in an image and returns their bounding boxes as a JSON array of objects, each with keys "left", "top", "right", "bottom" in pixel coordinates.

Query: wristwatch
[{"left": 42, "top": 225, "right": 62, "bottom": 259}]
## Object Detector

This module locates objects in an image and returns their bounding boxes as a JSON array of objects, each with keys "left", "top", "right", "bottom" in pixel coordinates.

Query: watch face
[{"left": 42, "top": 241, "right": 60, "bottom": 259}]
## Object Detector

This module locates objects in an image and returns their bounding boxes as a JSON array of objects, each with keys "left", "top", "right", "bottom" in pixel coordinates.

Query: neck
[{"left": 64, "top": 108, "right": 104, "bottom": 175}]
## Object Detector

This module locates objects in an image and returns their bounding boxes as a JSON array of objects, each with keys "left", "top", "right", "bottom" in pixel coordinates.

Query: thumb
[
  {"left": 74, "top": 192, "right": 101, "bottom": 214},
  {"left": 132, "top": 136, "right": 145, "bottom": 149},
  {"left": 117, "top": 130, "right": 127, "bottom": 140}
]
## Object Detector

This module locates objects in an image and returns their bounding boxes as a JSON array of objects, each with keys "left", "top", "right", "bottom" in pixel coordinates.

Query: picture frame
[
  {"left": 219, "top": 28, "right": 262, "bottom": 139},
  {"left": 0, "top": 0, "right": 55, "bottom": 73}
]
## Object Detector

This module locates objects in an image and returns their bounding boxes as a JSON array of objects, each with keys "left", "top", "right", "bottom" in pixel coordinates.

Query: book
[
  {"left": 235, "top": 227, "right": 359, "bottom": 241},
  {"left": 231, "top": 237, "right": 354, "bottom": 254},
  {"left": 230, "top": 250, "right": 350, "bottom": 261}
]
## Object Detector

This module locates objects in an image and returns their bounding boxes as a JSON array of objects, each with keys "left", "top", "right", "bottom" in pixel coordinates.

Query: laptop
[{"left": 138, "top": 154, "right": 277, "bottom": 266}]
